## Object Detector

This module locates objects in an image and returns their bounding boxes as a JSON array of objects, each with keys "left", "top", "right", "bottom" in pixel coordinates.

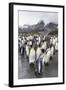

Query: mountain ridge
[{"left": 18, "top": 21, "right": 58, "bottom": 35}]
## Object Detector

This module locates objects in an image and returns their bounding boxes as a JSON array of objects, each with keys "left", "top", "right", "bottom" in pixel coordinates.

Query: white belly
[{"left": 29, "top": 49, "right": 35, "bottom": 64}]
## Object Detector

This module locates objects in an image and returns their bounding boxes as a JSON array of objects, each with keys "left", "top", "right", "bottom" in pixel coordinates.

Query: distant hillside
[
  {"left": 18, "top": 21, "right": 58, "bottom": 35},
  {"left": 48, "top": 30, "right": 58, "bottom": 35},
  {"left": 45, "top": 23, "right": 58, "bottom": 29},
  {"left": 44, "top": 22, "right": 58, "bottom": 34}
]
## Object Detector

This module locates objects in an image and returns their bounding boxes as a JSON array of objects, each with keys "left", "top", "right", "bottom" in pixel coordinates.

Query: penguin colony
[{"left": 18, "top": 34, "right": 58, "bottom": 75}]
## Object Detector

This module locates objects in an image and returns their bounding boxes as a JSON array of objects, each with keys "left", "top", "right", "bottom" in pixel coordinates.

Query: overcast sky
[{"left": 19, "top": 10, "right": 58, "bottom": 27}]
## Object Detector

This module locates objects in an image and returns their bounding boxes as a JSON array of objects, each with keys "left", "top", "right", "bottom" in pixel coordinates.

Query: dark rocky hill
[{"left": 18, "top": 21, "right": 58, "bottom": 35}]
